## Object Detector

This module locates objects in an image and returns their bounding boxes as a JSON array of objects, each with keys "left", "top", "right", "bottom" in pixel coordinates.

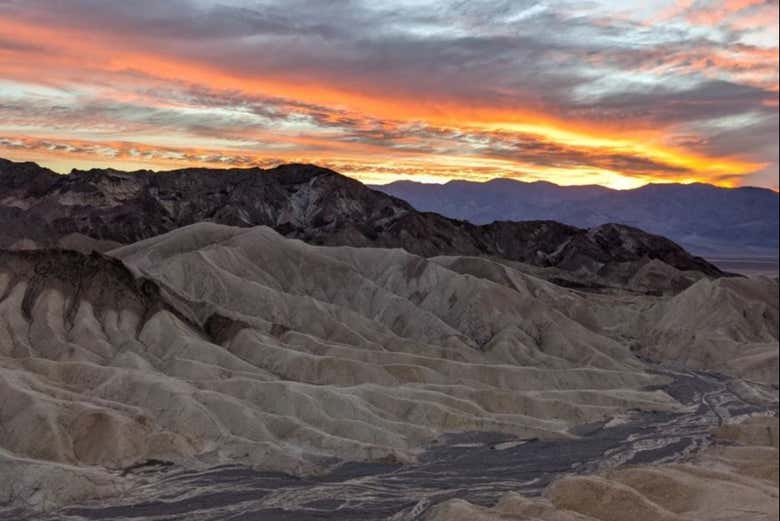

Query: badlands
[{"left": 0, "top": 160, "right": 776, "bottom": 520}]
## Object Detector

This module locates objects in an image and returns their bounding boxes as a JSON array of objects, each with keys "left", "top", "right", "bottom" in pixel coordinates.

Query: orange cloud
[{"left": 0, "top": 11, "right": 773, "bottom": 189}]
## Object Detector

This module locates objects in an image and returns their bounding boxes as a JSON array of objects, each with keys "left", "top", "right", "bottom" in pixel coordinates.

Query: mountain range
[
  {"left": 0, "top": 158, "right": 725, "bottom": 293},
  {"left": 372, "top": 178, "right": 780, "bottom": 257}
]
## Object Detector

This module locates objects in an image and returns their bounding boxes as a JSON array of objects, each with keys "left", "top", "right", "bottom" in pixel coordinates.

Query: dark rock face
[
  {"left": 0, "top": 158, "right": 724, "bottom": 281},
  {"left": 0, "top": 249, "right": 172, "bottom": 325},
  {"left": 550, "top": 223, "right": 722, "bottom": 275}
]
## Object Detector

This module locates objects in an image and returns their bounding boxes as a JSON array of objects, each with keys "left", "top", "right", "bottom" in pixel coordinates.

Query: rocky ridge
[{"left": 0, "top": 158, "right": 724, "bottom": 293}]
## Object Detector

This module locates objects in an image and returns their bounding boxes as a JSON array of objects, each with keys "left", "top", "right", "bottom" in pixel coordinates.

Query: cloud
[{"left": 0, "top": 0, "right": 776, "bottom": 188}]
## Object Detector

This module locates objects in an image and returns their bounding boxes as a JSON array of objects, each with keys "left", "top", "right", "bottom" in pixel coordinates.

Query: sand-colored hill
[
  {"left": 0, "top": 224, "right": 777, "bottom": 513},
  {"left": 639, "top": 276, "right": 779, "bottom": 385},
  {"left": 431, "top": 253, "right": 779, "bottom": 385},
  {"left": 0, "top": 225, "right": 680, "bottom": 510}
]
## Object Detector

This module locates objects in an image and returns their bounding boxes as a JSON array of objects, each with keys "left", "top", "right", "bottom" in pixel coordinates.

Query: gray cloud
[{"left": 0, "top": 0, "right": 776, "bottom": 184}]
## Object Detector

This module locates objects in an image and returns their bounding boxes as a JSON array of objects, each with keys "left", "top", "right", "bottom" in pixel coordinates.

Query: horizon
[
  {"left": 4, "top": 155, "right": 780, "bottom": 192},
  {"left": 0, "top": 1, "right": 778, "bottom": 190}
]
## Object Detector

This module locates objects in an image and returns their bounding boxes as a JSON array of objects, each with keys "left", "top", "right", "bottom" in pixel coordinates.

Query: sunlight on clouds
[{"left": 0, "top": 0, "right": 776, "bottom": 189}]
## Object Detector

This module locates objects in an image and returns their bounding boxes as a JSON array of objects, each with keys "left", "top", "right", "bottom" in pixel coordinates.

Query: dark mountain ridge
[
  {"left": 0, "top": 157, "right": 724, "bottom": 291},
  {"left": 373, "top": 177, "right": 780, "bottom": 257}
]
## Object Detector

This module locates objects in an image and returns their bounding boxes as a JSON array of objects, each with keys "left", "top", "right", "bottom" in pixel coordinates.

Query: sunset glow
[{"left": 0, "top": 1, "right": 777, "bottom": 189}]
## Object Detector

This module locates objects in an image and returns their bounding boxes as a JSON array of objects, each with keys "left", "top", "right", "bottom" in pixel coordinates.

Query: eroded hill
[{"left": 0, "top": 224, "right": 776, "bottom": 517}]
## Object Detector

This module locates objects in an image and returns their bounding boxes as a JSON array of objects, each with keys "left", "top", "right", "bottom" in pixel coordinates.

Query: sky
[{"left": 0, "top": 1, "right": 777, "bottom": 189}]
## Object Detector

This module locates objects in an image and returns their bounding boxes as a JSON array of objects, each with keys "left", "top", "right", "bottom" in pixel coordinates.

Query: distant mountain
[
  {"left": 372, "top": 179, "right": 780, "bottom": 256},
  {"left": 0, "top": 157, "right": 725, "bottom": 292}
]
